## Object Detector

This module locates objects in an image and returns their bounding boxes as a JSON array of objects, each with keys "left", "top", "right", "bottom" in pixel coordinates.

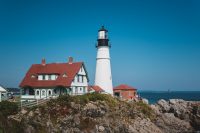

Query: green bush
[
  {"left": 47, "top": 93, "right": 117, "bottom": 107},
  {"left": 134, "top": 101, "right": 155, "bottom": 120},
  {"left": 0, "top": 101, "right": 18, "bottom": 117}
]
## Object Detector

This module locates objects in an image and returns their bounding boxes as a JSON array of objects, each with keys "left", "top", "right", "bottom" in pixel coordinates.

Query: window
[
  {"left": 38, "top": 75, "right": 43, "bottom": 80},
  {"left": 75, "top": 87, "right": 78, "bottom": 94},
  {"left": 48, "top": 75, "right": 51, "bottom": 80},
  {"left": 83, "top": 87, "right": 86, "bottom": 93},
  {"left": 78, "top": 75, "right": 84, "bottom": 83},
  {"left": 82, "top": 76, "right": 84, "bottom": 82},
  {"left": 42, "top": 90, "right": 45, "bottom": 96},
  {"left": 42, "top": 75, "right": 45, "bottom": 80},
  {"left": 36, "top": 90, "right": 40, "bottom": 96},
  {"left": 54, "top": 89, "right": 57, "bottom": 94},
  {"left": 80, "top": 87, "right": 82, "bottom": 91},
  {"left": 48, "top": 90, "right": 51, "bottom": 95}
]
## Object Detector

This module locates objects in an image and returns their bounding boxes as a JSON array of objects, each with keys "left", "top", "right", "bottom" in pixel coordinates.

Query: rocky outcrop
[
  {"left": 6, "top": 95, "right": 200, "bottom": 133},
  {"left": 152, "top": 99, "right": 200, "bottom": 132}
]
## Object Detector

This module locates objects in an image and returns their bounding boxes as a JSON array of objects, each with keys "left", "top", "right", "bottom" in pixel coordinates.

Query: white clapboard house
[
  {"left": 19, "top": 57, "right": 89, "bottom": 101},
  {"left": 0, "top": 85, "right": 7, "bottom": 102}
]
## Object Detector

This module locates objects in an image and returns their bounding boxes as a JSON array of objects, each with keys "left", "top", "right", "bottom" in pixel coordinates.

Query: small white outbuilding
[{"left": 0, "top": 85, "right": 7, "bottom": 102}]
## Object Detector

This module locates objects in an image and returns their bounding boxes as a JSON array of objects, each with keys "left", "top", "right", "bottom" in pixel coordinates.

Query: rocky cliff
[{"left": 1, "top": 94, "right": 200, "bottom": 133}]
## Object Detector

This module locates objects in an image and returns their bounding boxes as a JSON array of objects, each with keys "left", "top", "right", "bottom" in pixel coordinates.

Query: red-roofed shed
[{"left": 113, "top": 84, "right": 137, "bottom": 100}]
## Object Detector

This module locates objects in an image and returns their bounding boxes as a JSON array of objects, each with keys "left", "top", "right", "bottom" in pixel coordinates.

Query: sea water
[{"left": 138, "top": 91, "right": 200, "bottom": 104}]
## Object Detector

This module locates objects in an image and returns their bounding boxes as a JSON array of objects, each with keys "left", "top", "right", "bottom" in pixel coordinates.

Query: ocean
[{"left": 138, "top": 91, "right": 200, "bottom": 104}]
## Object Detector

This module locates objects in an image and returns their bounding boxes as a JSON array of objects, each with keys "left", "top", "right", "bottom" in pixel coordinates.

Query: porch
[{"left": 21, "top": 87, "right": 71, "bottom": 101}]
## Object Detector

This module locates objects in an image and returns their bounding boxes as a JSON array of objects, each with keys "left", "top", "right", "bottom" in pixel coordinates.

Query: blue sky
[{"left": 0, "top": 0, "right": 200, "bottom": 91}]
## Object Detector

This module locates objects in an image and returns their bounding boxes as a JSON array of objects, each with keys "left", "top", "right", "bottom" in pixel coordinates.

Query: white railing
[
  {"left": 19, "top": 93, "right": 86, "bottom": 109},
  {"left": 19, "top": 95, "right": 58, "bottom": 109},
  {"left": 21, "top": 95, "right": 35, "bottom": 99}
]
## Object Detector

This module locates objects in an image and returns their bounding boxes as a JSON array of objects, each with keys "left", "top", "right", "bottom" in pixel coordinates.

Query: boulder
[
  {"left": 157, "top": 99, "right": 170, "bottom": 113},
  {"left": 131, "top": 118, "right": 163, "bottom": 133},
  {"left": 28, "top": 111, "right": 34, "bottom": 117},
  {"left": 155, "top": 113, "right": 194, "bottom": 133},
  {"left": 142, "top": 98, "right": 149, "bottom": 104},
  {"left": 21, "top": 109, "right": 27, "bottom": 115},
  {"left": 98, "top": 125, "right": 105, "bottom": 132}
]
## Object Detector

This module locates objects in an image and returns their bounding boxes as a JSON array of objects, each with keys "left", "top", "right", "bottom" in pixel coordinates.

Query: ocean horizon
[{"left": 138, "top": 90, "right": 200, "bottom": 104}]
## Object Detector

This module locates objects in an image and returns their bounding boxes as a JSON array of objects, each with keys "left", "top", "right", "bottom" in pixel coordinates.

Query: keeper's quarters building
[{"left": 19, "top": 57, "right": 89, "bottom": 101}]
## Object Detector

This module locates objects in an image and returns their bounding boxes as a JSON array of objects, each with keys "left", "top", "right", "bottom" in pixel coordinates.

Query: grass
[
  {"left": 0, "top": 101, "right": 18, "bottom": 117},
  {"left": 0, "top": 102, "right": 23, "bottom": 133},
  {"left": 133, "top": 101, "right": 155, "bottom": 120},
  {"left": 47, "top": 93, "right": 117, "bottom": 108}
]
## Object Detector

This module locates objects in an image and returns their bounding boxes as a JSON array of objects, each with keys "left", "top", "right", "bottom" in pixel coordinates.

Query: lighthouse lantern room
[{"left": 95, "top": 26, "right": 113, "bottom": 95}]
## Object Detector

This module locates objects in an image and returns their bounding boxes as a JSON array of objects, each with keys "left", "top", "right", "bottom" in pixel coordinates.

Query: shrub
[
  {"left": 47, "top": 93, "right": 117, "bottom": 107},
  {"left": 56, "top": 94, "right": 73, "bottom": 106},
  {"left": 134, "top": 101, "right": 155, "bottom": 120},
  {"left": 0, "top": 101, "right": 18, "bottom": 117},
  {"left": 87, "top": 93, "right": 117, "bottom": 107}
]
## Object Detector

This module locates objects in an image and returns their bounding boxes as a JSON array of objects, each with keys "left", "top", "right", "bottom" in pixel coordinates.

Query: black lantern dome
[{"left": 96, "top": 26, "right": 110, "bottom": 48}]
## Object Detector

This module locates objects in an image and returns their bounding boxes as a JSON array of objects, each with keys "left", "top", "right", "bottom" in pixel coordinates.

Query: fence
[{"left": 19, "top": 95, "right": 58, "bottom": 109}]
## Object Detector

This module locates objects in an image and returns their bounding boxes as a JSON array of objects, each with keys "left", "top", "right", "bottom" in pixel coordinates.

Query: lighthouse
[{"left": 95, "top": 26, "right": 113, "bottom": 95}]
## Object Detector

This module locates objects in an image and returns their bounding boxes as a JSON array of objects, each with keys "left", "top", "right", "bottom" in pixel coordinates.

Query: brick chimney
[
  {"left": 68, "top": 57, "right": 73, "bottom": 64},
  {"left": 42, "top": 58, "right": 46, "bottom": 66}
]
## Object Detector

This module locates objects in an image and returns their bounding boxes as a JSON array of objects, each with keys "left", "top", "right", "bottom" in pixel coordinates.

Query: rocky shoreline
[
  {"left": 2, "top": 95, "right": 200, "bottom": 133},
  {"left": 152, "top": 99, "right": 200, "bottom": 132}
]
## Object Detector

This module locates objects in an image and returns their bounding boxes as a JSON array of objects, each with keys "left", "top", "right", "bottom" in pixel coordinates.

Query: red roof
[
  {"left": 88, "top": 85, "right": 104, "bottom": 92},
  {"left": 20, "top": 62, "right": 84, "bottom": 88},
  {"left": 113, "top": 84, "right": 137, "bottom": 91}
]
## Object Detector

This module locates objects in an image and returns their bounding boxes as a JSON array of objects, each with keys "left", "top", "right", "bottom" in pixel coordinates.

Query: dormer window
[
  {"left": 48, "top": 75, "right": 51, "bottom": 80},
  {"left": 38, "top": 74, "right": 58, "bottom": 80}
]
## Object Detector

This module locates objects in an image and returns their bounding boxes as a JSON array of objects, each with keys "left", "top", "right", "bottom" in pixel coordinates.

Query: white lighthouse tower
[{"left": 95, "top": 26, "right": 113, "bottom": 95}]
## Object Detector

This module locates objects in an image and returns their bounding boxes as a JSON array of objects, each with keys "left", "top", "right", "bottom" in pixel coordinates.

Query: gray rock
[
  {"left": 128, "top": 125, "right": 138, "bottom": 133},
  {"left": 28, "top": 111, "right": 34, "bottom": 117},
  {"left": 98, "top": 126, "right": 105, "bottom": 132},
  {"left": 73, "top": 114, "right": 80, "bottom": 127},
  {"left": 24, "top": 125, "right": 35, "bottom": 133},
  {"left": 157, "top": 99, "right": 170, "bottom": 113},
  {"left": 21, "top": 109, "right": 28, "bottom": 115},
  {"left": 155, "top": 113, "right": 194, "bottom": 133},
  {"left": 142, "top": 98, "right": 149, "bottom": 104}
]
